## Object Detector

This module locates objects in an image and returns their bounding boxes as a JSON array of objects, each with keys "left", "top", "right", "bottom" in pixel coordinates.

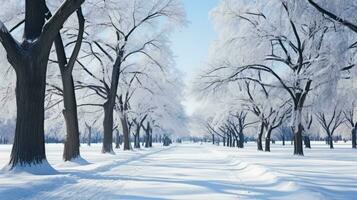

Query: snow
[{"left": 0, "top": 142, "right": 356, "bottom": 199}]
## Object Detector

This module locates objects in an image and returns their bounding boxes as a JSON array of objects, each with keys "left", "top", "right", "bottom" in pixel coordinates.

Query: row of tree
[
  {"left": 192, "top": 0, "right": 356, "bottom": 155},
  {"left": 0, "top": 0, "right": 187, "bottom": 169}
]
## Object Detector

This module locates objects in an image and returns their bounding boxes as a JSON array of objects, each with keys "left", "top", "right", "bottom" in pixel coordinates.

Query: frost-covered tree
[
  {"left": 45, "top": 3, "right": 85, "bottom": 161},
  {"left": 196, "top": 0, "right": 355, "bottom": 155},
  {"left": 0, "top": 0, "right": 84, "bottom": 168},
  {"left": 76, "top": 0, "right": 185, "bottom": 153},
  {"left": 315, "top": 104, "right": 345, "bottom": 149}
]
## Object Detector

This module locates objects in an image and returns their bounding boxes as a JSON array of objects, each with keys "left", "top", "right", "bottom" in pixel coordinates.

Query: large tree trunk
[
  {"left": 62, "top": 73, "right": 80, "bottom": 161},
  {"left": 102, "top": 102, "right": 114, "bottom": 153},
  {"left": 257, "top": 122, "right": 264, "bottom": 151},
  {"left": 8, "top": 0, "right": 49, "bottom": 168},
  {"left": 10, "top": 60, "right": 48, "bottom": 167}
]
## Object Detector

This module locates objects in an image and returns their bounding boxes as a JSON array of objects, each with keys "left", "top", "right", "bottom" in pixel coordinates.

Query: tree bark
[
  {"left": 352, "top": 124, "right": 356, "bottom": 149},
  {"left": 293, "top": 108, "right": 304, "bottom": 155},
  {"left": 86, "top": 125, "right": 92, "bottom": 146},
  {"left": 238, "top": 132, "right": 244, "bottom": 148},
  {"left": 120, "top": 115, "right": 131, "bottom": 150},
  {"left": 115, "top": 129, "right": 120, "bottom": 149},
  {"left": 102, "top": 55, "right": 122, "bottom": 153},
  {"left": 328, "top": 135, "right": 334, "bottom": 149},
  {"left": 304, "top": 136, "right": 311, "bottom": 148},
  {"left": 3, "top": 0, "right": 83, "bottom": 168},
  {"left": 50, "top": 8, "right": 84, "bottom": 162},
  {"left": 149, "top": 128, "right": 153, "bottom": 147},
  {"left": 264, "top": 129, "right": 272, "bottom": 152},
  {"left": 10, "top": 60, "right": 48, "bottom": 167},
  {"left": 257, "top": 122, "right": 264, "bottom": 151},
  {"left": 134, "top": 124, "right": 141, "bottom": 148},
  {"left": 145, "top": 122, "right": 151, "bottom": 148},
  {"left": 62, "top": 74, "right": 80, "bottom": 160},
  {"left": 102, "top": 102, "right": 114, "bottom": 153}
]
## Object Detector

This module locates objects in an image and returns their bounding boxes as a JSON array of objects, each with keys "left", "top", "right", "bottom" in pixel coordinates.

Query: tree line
[
  {"left": 193, "top": 0, "right": 356, "bottom": 155},
  {"left": 0, "top": 0, "right": 187, "bottom": 169}
]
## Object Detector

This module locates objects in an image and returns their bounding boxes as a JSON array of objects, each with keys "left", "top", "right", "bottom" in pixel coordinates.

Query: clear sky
[{"left": 171, "top": 0, "right": 219, "bottom": 115}]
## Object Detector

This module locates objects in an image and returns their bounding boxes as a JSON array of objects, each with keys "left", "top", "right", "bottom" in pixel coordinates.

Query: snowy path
[
  {"left": 22, "top": 145, "right": 245, "bottom": 200},
  {"left": 1, "top": 143, "right": 357, "bottom": 199}
]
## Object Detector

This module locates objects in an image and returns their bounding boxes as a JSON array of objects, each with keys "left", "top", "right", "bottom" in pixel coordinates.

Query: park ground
[{"left": 0, "top": 142, "right": 356, "bottom": 200}]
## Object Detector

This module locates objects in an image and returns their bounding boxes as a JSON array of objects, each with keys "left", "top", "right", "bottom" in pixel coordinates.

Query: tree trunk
[
  {"left": 228, "top": 135, "right": 232, "bottom": 147},
  {"left": 102, "top": 55, "right": 122, "bottom": 153},
  {"left": 120, "top": 115, "right": 130, "bottom": 150},
  {"left": 304, "top": 136, "right": 311, "bottom": 148},
  {"left": 134, "top": 125, "right": 141, "bottom": 149},
  {"left": 115, "top": 129, "right": 120, "bottom": 149},
  {"left": 212, "top": 134, "right": 215, "bottom": 145},
  {"left": 265, "top": 129, "right": 272, "bottom": 152},
  {"left": 352, "top": 125, "right": 356, "bottom": 149},
  {"left": 238, "top": 132, "right": 244, "bottom": 148},
  {"left": 257, "top": 122, "right": 264, "bottom": 151},
  {"left": 87, "top": 126, "right": 92, "bottom": 146},
  {"left": 282, "top": 135, "right": 285, "bottom": 146},
  {"left": 145, "top": 122, "right": 150, "bottom": 148},
  {"left": 10, "top": 60, "right": 47, "bottom": 167},
  {"left": 149, "top": 130, "right": 153, "bottom": 147},
  {"left": 102, "top": 103, "right": 114, "bottom": 153},
  {"left": 293, "top": 109, "right": 304, "bottom": 155},
  {"left": 62, "top": 73, "right": 80, "bottom": 161},
  {"left": 328, "top": 135, "right": 334, "bottom": 149}
]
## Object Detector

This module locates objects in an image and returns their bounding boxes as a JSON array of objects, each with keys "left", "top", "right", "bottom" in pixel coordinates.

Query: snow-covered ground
[{"left": 0, "top": 142, "right": 356, "bottom": 200}]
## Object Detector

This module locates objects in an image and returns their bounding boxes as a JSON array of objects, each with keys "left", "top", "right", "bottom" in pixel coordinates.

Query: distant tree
[{"left": 315, "top": 105, "right": 345, "bottom": 149}]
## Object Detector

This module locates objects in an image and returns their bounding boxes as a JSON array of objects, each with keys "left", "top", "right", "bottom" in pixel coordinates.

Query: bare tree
[
  {"left": 343, "top": 102, "right": 357, "bottom": 148},
  {"left": 315, "top": 106, "right": 345, "bottom": 149},
  {"left": 132, "top": 114, "right": 148, "bottom": 149},
  {"left": 46, "top": 7, "right": 85, "bottom": 161}
]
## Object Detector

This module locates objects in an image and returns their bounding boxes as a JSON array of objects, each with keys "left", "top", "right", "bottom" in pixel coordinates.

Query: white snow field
[{"left": 0, "top": 142, "right": 357, "bottom": 200}]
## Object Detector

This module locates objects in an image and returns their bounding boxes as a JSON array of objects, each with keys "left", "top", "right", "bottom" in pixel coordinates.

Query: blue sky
[{"left": 171, "top": 0, "right": 218, "bottom": 82}]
